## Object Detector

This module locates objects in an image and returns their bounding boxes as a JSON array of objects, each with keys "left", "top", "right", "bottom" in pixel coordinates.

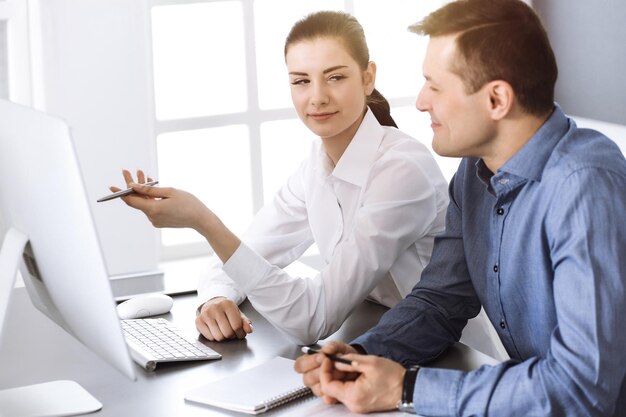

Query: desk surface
[{"left": 0, "top": 288, "right": 496, "bottom": 416}]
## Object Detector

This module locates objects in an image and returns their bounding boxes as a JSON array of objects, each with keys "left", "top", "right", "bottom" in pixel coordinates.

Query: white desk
[{"left": 0, "top": 288, "right": 497, "bottom": 416}]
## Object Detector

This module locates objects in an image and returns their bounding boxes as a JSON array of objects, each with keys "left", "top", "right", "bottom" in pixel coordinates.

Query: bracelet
[{"left": 397, "top": 365, "right": 420, "bottom": 414}]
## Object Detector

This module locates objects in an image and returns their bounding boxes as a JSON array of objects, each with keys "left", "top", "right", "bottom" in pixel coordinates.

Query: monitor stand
[
  {"left": 0, "top": 381, "right": 102, "bottom": 417},
  {"left": 0, "top": 228, "right": 102, "bottom": 417}
]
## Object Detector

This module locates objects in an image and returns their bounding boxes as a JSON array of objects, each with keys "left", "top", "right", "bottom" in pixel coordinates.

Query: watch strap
[{"left": 398, "top": 365, "right": 419, "bottom": 413}]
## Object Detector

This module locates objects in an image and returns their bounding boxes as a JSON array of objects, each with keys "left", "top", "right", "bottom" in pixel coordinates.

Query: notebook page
[{"left": 185, "top": 356, "right": 310, "bottom": 414}]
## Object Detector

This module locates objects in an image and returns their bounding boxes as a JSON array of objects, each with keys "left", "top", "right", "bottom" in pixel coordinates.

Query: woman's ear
[
  {"left": 486, "top": 80, "right": 514, "bottom": 120},
  {"left": 364, "top": 61, "right": 377, "bottom": 96}
]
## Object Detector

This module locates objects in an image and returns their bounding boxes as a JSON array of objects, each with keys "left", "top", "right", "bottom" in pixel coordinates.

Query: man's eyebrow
[{"left": 288, "top": 65, "right": 349, "bottom": 76}]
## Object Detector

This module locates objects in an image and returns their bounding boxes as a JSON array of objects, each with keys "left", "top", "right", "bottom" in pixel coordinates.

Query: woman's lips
[{"left": 309, "top": 112, "right": 337, "bottom": 121}]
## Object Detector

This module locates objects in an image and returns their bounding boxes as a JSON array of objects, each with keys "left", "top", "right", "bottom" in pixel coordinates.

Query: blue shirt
[{"left": 354, "top": 105, "right": 626, "bottom": 416}]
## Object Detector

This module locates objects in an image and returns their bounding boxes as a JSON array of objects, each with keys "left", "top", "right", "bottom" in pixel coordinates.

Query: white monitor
[{"left": 0, "top": 99, "right": 136, "bottom": 416}]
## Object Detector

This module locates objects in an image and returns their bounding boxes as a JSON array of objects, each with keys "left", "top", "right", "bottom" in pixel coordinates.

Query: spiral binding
[{"left": 259, "top": 386, "right": 313, "bottom": 413}]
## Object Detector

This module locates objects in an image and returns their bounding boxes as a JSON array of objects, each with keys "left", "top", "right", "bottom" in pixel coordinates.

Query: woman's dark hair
[
  {"left": 285, "top": 11, "right": 397, "bottom": 128},
  {"left": 410, "top": 0, "right": 557, "bottom": 117}
]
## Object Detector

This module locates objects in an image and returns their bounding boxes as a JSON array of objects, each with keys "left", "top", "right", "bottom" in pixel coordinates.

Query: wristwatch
[{"left": 397, "top": 365, "right": 420, "bottom": 414}]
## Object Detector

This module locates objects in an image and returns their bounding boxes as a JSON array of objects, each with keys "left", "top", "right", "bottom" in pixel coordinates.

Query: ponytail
[{"left": 367, "top": 88, "right": 397, "bottom": 128}]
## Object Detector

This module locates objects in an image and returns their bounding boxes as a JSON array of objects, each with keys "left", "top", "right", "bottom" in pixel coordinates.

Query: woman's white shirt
[{"left": 197, "top": 109, "right": 449, "bottom": 344}]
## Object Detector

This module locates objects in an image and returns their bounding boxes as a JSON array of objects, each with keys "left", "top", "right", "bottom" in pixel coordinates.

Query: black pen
[{"left": 301, "top": 346, "right": 354, "bottom": 365}]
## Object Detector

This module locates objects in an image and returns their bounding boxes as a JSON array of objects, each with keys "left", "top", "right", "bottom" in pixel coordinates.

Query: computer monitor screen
[{"left": 0, "top": 99, "right": 135, "bottom": 413}]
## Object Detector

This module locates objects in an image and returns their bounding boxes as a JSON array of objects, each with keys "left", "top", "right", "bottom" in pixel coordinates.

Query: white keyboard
[{"left": 121, "top": 318, "right": 221, "bottom": 371}]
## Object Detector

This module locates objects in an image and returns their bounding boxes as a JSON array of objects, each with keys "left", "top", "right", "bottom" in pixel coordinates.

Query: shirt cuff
[
  {"left": 197, "top": 284, "right": 242, "bottom": 307},
  {"left": 222, "top": 242, "right": 273, "bottom": 294},
  {"left": 413, "top": 367, "right": 464, "bottom": 416}
]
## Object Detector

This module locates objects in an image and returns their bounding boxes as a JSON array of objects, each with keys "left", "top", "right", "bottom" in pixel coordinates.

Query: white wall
[
  {"left": 534, "top": 0, "right": 626, "bottom": 126},
  {"left": 573, "top": 116, "right": 626, "bottom": 156},
  {"left": 29, "top": 0, "right": 159, "bottom": 276}
]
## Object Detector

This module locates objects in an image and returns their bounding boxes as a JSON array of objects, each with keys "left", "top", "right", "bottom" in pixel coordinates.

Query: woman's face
[{"left": 285, "top": 37, "right": 375, "bottom": 143}]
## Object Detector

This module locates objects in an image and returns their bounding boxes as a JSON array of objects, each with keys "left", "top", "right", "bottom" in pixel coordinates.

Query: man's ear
[
  {"left": 486, "top": 80, "right": 514, "bottom": 120},
  {"left": 364, "top": 61, "right": 377, "bottom": 96}
]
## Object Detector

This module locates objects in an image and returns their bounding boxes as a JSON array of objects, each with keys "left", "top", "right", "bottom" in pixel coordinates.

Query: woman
[{"left": 115, "top": 11, "right": 448, "bottom": 345}]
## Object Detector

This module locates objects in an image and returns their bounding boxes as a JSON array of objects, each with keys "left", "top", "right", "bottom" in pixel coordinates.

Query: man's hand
[
  {"left": 320, "top": 353, "right": 406, "bottom": 414},
  {"left": 294, "top": 341, "right": 358, "bottom": 401},
  {"left": 195, "top": 297, "right": 253, "bottom": 341}
]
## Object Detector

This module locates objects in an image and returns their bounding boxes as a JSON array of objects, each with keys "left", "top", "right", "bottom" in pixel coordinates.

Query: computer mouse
[{"left": 116, "top": 293, "right": 174, "bottom": 320}]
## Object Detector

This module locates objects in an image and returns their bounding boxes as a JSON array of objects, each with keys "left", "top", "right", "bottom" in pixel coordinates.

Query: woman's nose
[{"left": 310, "top": 82, "right": 330, "bottom": 106}]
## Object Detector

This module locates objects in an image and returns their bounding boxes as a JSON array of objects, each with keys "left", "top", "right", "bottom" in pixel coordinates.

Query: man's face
[{"left": 416, "top": 35, "right": 496, "bottom": 159}]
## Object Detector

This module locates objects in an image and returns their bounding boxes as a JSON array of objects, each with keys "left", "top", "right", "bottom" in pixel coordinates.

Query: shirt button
[
  {"left": 496, "top": 208, "right": 504, "bottom": 215},
  {"left": 493, "top": 264, "right": 499, "bottom": 273},
  {"left": 500, "top": 320, "right": 506, "bottom": 329}
]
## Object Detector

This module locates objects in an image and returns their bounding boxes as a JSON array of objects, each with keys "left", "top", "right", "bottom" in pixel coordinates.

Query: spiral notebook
[{"left": 185, "top": 356, "right": 312, "bottom": 414}]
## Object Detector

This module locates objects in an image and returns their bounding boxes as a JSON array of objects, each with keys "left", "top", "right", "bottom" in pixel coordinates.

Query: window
[
  {"left": 150, "top": 0, "right": 456, "bottom": 261},
  {"left": 0, "top": 20, "right": 8, "bottom": 99},
  {"left": 0, "top": 0, "right": 31, "bottom": 105}
]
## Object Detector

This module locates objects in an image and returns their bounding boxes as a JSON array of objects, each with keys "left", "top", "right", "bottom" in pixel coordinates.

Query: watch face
[{"left": 397, "top": 402, "right": 415, "bottom": 413}]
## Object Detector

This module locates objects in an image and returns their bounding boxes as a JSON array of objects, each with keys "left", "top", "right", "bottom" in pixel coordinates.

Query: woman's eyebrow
[
  {"left": 323, "top": 65, "right": 348, "bottom": 74},
  {"left": 288, "top": 65, "right": 349, "bottom": 77}
]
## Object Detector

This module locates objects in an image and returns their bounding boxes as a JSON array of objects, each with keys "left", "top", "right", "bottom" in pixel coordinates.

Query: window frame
[
  {"left": 149, "top": 0, "right": 444, "bottom": 261},
  {"left": 0, "top": 0, "right": 32, "bottom": 105}
]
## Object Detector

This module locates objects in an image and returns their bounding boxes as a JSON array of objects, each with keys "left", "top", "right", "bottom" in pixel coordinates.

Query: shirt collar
[
  {"left": 497, "top": 103, "right": 571, "bottom": 182},
  {"left": 318, "top": 108, "right": 385, "bottom": 187}
]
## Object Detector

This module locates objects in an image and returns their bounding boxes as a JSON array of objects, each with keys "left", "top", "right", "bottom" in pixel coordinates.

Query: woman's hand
[
  {"left": 196, "top": 297, "right": 253, "bottom": 341},
  {"left": 112, "top": 169, "right": 210, "bottom": 231},
  {"left": 112, "top": 169, "right": 241, "bottom": 264}
]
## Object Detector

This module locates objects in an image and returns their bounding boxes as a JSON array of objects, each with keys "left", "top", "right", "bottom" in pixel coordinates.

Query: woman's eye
[
  {"left": 290, "top": 79, "right": 309, "bottom": 86},
  {"left": 328, "top": 74, "right": 346, "bottom": 82}
]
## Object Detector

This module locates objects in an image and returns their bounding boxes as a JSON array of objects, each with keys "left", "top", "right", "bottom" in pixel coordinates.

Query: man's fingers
[
  {"left": 295, "top": 353, "right": 321, "bottom": 374},
  {"left": 319, "top": 358, "right": 349, "bottom": 404}
]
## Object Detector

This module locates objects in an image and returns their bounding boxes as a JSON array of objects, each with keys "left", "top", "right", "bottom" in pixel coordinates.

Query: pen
[
  {"left": 301, "top": 346, "right": 354, "bottom": 365},
  {"left": 97, "top": 180, "right": 159, "bottom": 202}
]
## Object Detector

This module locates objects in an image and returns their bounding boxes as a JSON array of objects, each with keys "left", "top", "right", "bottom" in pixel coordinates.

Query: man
[{"left": 295, "top": 0, "right": 626, "bottom": 415}]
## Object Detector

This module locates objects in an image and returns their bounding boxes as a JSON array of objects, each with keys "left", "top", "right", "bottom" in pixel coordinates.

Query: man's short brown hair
[{"left": 410, "top": 0, "right": 557, "bottom": 116}]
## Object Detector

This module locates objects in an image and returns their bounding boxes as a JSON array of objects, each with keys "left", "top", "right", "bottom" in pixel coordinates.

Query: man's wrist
[{"left": 397, "top": 365, "right": 420, "bottom": 414}]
